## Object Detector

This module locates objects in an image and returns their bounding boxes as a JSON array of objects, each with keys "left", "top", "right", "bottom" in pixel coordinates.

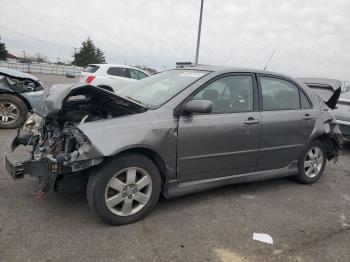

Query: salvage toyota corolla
[{"left": 5, "top": 66, "right": 342, "bottom": 225}]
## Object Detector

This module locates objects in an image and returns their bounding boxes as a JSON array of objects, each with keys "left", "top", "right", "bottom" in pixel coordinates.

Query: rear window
[{"left": 84, "top": 65, "right": 100, "bottom": 73}]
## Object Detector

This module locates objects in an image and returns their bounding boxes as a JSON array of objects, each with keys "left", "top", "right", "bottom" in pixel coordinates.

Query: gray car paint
[{"left": 6, "top": 66, "right": 342, "bottom": 198}]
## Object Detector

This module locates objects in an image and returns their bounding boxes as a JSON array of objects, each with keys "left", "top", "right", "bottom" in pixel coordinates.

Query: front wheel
[
  {"left": 86, "top": 153, "right": 161, "bottom": 225},
  {"left": 0, "top": 94, "right": 28, "bottom": 129},
  {"left": 297, "top": 140, "right": 327, "bottom": 184}
]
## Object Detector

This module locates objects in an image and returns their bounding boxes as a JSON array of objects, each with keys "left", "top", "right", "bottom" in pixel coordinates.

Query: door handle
[
  {"left": 244, "top": 117, "right": 259, "bottom": 125},
  {"left": 302, "top": 114, "right": 314, "bottom": 121}
]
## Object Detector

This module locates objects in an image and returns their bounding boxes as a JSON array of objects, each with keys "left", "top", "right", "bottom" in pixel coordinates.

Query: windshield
[{"left": 117, "top": 70, "right": 209, "bottom": 108}]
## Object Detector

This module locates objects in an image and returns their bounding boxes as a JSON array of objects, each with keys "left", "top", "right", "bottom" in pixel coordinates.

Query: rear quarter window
[{"left": 84, "top": 65, "right": 100, "bottom": 73}]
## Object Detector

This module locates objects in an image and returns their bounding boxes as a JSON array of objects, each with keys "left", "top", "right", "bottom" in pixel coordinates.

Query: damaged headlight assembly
[{"left": 7, "top": 112, "right": 103, "bottom": 192}]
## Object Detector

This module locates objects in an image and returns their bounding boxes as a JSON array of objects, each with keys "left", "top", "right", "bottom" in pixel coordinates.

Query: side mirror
[{"left": 183, "top": 100, "right": 213, "bottom": 114}]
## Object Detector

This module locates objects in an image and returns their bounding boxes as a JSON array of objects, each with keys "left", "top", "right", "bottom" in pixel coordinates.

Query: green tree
[
  {"left": 0, "top": 42, "right": 8, "bottom": 61},
  {"left": 96, "top": 47, "right": 106, "bottom": 64},
  {"left": 72, "top": 38, "right": 106, "bottom": 67}
]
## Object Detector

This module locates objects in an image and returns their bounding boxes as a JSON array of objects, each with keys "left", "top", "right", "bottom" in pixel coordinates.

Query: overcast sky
[{"left": 0, "top": 0, "right": 349, "bottom": 79}]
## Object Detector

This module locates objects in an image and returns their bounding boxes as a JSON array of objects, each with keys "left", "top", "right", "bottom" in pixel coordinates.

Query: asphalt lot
[{"left": 0, "top": 74, "right": 350, "bottom": 262}]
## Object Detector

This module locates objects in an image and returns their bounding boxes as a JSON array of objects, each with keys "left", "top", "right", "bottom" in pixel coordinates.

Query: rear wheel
[
  {"left": 86, "top": 153, "right": 161, "bottom": 225},
  {"left": 0, "top": 94, "right": 28, "bottom": 129},
  {"left": 297, "top": 140, "right": 326, "bottom": 184}
]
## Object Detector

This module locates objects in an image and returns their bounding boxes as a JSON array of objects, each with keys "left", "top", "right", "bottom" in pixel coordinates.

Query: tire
[
  {"left": 297, "top": 140, "right": 327, "bottom": 184},
  {"left": 86, "top": 153, "right": 161, "bottom": 225},
  {"left": 0, "top": 94, "right": 28, "bottom": 129}
]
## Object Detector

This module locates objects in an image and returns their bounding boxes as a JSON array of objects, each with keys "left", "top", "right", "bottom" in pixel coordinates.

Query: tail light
[{"left": 86, "top": 75, "right": 96, "bottom": 84}]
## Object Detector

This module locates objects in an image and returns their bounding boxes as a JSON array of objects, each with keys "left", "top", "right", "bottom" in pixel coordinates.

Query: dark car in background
[
  {"left": 6, "top": 66, "right": 342, "bottom": 225},
  {"left": 0, "top": 67, "right": 44, "bottom": 128},
  {"left": 300, "top": 78, "right": 349, "bottom": 142}
]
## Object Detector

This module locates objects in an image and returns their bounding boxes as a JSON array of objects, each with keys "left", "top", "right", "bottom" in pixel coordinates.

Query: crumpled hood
[
  {"left": 0, "top": 67, "right": 44, "bottom": 90},
  {"left": 36, "top": 83, "right": 146, "bottom": 117}
]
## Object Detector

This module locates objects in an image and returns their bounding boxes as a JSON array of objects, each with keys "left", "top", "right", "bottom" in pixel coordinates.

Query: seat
[{"left": 202, "top": 89, "right": 219, "bottom": 112}]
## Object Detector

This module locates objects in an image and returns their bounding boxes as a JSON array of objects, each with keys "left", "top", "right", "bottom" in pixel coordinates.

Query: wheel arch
[
  {"left": 0, "top": 90, "right": 32, "bottom": 111},
  {"left": 107, "top": 147, "right": 167, "bottom": 183},
  {"left": 310, "top": 133, "right": 340, "bottom": 160}
]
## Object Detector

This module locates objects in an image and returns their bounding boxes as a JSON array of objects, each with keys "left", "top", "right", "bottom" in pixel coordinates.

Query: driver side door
[{"left": 176, "top": 74, "right": 261, "bottom": 183}]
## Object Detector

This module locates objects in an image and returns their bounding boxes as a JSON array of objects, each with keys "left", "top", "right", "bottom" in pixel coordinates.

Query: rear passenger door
[{"left": 257, "top": 75, "right": 316, "bottom": 171}]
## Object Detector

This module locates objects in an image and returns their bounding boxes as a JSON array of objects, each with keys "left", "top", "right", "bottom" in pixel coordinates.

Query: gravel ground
[
  {"left": 0, "top": 74, "right": 349, "bottom": 261},
  {"left": 32, "top": 73, "right": 79, "bottom": 87}
]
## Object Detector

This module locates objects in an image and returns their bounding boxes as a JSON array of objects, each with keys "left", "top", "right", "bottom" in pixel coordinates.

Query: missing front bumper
[{"left": 5, "top": 153, "right": 59, "bottom": 191}]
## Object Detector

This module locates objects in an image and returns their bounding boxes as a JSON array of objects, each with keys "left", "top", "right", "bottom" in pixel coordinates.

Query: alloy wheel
[
  {"left": 0, "top": 102, "right": 19, "bottom": 124},
  {"left": 304, "top": 147, "right": 323, "bottom": 178},
  {"left": 104, "top": 167, "right": 153, "bottom": 216}
]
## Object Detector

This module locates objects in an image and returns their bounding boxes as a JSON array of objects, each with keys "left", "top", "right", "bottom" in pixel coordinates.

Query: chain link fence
[{"left": 0, "top": 61, "right": 83, "bottom": 76}]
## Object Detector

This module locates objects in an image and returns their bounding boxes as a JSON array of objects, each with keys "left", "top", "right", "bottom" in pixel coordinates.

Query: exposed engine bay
[
  {"left": 0, "top": 68, "right": 44, "bottom": 93},
  {"left": 8, "top": 85, "right": 147, "bottom": 192},
  {"left": 4, "top": 76, "right": 43, "bottom": 93}
]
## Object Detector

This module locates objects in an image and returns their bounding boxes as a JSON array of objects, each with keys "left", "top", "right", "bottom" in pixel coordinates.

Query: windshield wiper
[{"left": 125, "top": 96, "right": 148, "bottom": 108}]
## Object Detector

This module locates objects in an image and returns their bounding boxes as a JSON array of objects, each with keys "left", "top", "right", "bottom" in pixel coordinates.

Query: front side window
[
  {"left": 261, "top": 77, "right": 302, "bottom": 110},
  {"left": 192, "top": 75, "right": 254, "bottom": 113},
  {"left": 107, "top": 67, "right": 131, "bottom": 78}
]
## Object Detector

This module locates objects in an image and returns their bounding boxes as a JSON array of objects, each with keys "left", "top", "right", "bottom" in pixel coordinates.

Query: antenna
[{"left": 264, "top": 50, "right": 276, "bottom": 71}]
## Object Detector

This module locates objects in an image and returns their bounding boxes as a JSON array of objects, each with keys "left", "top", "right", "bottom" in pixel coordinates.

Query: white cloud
[{"left": 0, "top": 0, "right": 349, "bottom": 79}]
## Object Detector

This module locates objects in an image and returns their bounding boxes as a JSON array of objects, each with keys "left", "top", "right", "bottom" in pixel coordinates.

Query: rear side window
[
  {"left": 300, "top": 91, "right": 311, "bottom": 109},
  {"left": 260, "top": 77, "right": 310, "bottom": 110},
  {"left": 129, "top": 69, "right": 148, "bottom": 80},
  {"left": 107, "top": 67, "right": 131, "bottom": 78},
  {"left": 84, "top": 65, "right": 99, "bottom": 73}
]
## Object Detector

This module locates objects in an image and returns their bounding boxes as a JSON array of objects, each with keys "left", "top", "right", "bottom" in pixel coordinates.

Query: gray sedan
[{"left": 6, "top": 66, "right": 342, "bottom": 225}]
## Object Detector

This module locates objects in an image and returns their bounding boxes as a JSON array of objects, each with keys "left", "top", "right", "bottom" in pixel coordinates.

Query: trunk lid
[{"left": 299, "top": 78, "right": 341, "bottom": 110}]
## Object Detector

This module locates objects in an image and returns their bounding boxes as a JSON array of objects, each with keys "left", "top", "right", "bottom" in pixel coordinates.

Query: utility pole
[{"left": 195, "top": 0, "right": 204, "bottom": 65}]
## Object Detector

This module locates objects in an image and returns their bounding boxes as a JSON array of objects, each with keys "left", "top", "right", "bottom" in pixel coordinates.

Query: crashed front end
[{"left": 5, "top": 84, "right": 146, "bottom": 192}]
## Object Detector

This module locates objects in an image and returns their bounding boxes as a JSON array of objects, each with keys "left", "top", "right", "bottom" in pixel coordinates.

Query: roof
[
  {"left": 88, "top": 64, "right": 150, "bottom": 75},
  {"left": 177, "top": 64, "right": 292, "bottom": 78},
  {"left": 6, "top": 53, "right": 20, "bottom": 59}
]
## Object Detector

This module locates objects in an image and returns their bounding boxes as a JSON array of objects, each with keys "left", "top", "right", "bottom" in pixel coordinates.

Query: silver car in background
[
  {"left": 6, "top": 66, "right": 342, "bottom": 225},
  {"left": 334, "top": 91, "right": 350, "bottom": 141},
  {"left": 0, "top": 67, "right": 44, "bottom": 128}
]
